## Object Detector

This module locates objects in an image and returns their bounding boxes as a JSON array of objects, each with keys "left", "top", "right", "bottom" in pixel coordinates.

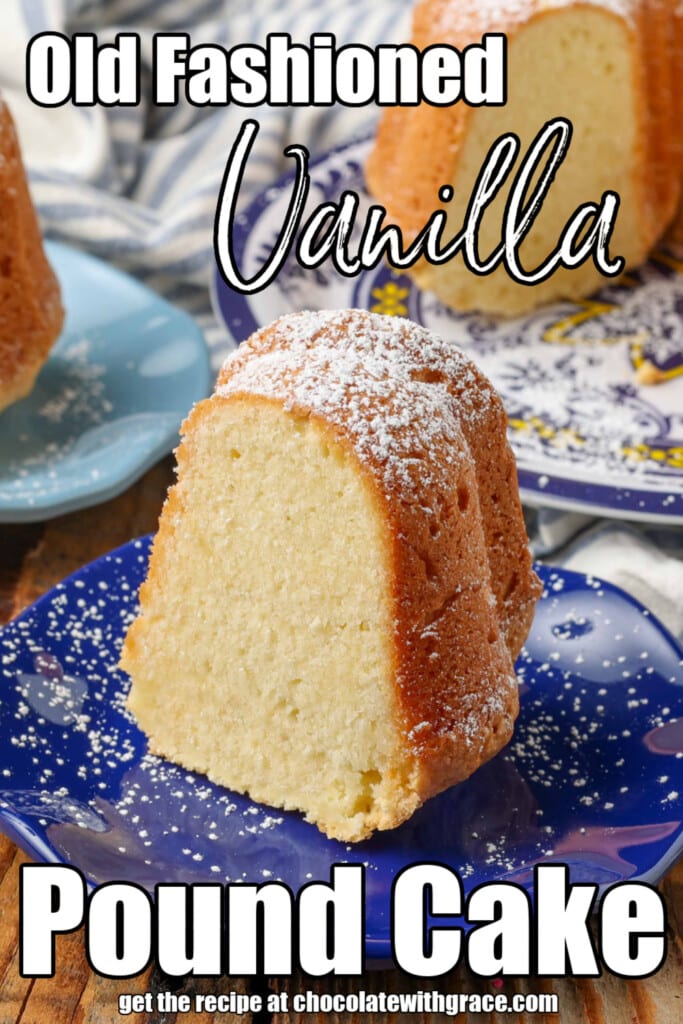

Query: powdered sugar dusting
[
  {"left": 1, "top": 541, "right": 682, "bottom": 909},
  {"left": 217, "top": 309, "right": 493, "bottom": 502}
]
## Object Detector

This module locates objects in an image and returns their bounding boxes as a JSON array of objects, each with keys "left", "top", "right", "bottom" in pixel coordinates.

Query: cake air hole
[
  {"left": 275, "top": 694, "right": 300, "bottom": 719},
  {"left": 457, "top": 485, "right": 469, "bottom": 512},
  {"left": 352, "top": 769, "right": 383, "bottom": 814},
  {"left": 410, "top": 367, "right": 446, "bottom": 385},
  {"left": 504, "top": 571, "right": 519, "bottom": 600}
]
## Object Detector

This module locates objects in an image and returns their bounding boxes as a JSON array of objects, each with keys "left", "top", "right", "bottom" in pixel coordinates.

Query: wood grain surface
[{"left": 1, "top": 463, "right": 682, "bottom": 1023}]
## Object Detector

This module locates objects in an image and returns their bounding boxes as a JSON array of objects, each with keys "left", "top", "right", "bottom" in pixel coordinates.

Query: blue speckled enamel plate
[
  {"left": 213, "top": 138, "right": 683, "bottom": 524},
  {"left": 1, "top": 537, "right": 682, "bottom": 960},
  {"left": 0, "top": 242, "right": 211, "bottom": 522}
]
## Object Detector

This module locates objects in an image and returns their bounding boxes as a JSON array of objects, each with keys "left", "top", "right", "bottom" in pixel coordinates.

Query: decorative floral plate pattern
[
  {"left": 1, "top": 537, "right": 682, "bottom": 960},
  {"left": 213, "top": 139, "right": 683, "bottom": 523}
]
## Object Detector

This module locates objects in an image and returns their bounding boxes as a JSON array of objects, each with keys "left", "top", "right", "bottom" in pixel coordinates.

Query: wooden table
[{"left": 1, "top": 461, "right": 682, "bottom": 1023}]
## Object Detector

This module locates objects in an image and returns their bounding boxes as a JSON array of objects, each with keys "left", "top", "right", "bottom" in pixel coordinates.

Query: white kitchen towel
[
  {"left": 526, "top": 510, "right": 683, "bottom": 640},
  {"left": 2, "top": 0, "right": 682, "bottom": 632}
]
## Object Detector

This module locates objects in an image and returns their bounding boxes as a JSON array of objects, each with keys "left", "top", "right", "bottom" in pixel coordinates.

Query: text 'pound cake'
[
  {"left": 121, "top": 310, "right": 541, "bottom": 842},
  {"left": 366, "top": 0, "right": 683, "bottom": 316},
  {"left": 0, "top": 99, "right": 64, "bottom": 413}
]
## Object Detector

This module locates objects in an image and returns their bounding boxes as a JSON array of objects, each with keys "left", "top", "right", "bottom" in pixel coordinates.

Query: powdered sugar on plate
[
  {"left": 0, "top": 537, "right": 682, "bottom": 951},
  {"left": 0, "top": 241, "right": 209, "bottom": 522}
]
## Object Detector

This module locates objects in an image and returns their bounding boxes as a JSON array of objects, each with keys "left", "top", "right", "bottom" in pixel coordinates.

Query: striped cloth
[
  {"left": 3, "top": 0, "right": 412, "bottom": 362},
  {"left": 2, "top": 0, "right": 683, "bottom": 632}
]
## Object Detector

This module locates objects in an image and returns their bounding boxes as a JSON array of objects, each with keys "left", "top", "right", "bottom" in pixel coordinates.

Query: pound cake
[
  {"left": 665, "top": 3, "right": 683, "bottom": 246},
  {"left": 121, "top": 310, "right": 541, "bottom": 842},
  {"left": 366, "top": 0, "right": 682, "bottom": 316},
  {"left": 0, "top": 99, "right": 64, "bottom": 413}
]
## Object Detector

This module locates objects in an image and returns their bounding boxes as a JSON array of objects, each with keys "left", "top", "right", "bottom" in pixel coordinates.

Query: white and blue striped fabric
[
  {"left": 2, "top": 0, "right": 682, "bottom": 629},
  {"left": 2, "top": 0, "right": 412, "bottom": 360}
]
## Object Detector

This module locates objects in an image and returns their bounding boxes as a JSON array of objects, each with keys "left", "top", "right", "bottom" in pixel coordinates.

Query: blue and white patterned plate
[
  {"left": 0, "top": 242, "right": 211, "bottom": 523},
  {"left": 1, "top": 537, "right": 682, "bottom": 960},
  {"left": 213, "top": 138, "right": 683, "bottom": 524}
]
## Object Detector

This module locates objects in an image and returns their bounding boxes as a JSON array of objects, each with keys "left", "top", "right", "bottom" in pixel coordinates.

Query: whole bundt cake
[
  {"left": 121, "top": 310, "right": 541, "bottom": 842},
  {"left": 0, "top": 99, "right": 64, "bottom": 413},
  {"left": 366, "top": 0, "right": 682, "bottom": 316}
]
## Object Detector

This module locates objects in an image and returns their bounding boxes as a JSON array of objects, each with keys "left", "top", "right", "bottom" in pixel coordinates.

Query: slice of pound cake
[
  {"left": 366, "top": 0, "right": 682, "bottom": 316},
  {"left": 121, "top": 310, "right": 541, "bottom": 842}
]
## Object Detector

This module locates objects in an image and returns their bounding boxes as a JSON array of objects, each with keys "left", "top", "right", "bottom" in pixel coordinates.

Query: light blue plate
[{"left": 0, "top": 242, "right": 211, "bottom": 522}]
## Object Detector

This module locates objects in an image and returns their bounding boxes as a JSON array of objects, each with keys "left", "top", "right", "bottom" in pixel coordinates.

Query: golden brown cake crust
[
  {"left": 664, "top": 3, "right": 683, "bottom": 244},
  {"left": 0, "top": 99, "right": 64, "bottom": 412},
  {"left": 123, "top": 311, "right": 540, "bottom": 839},
  {"left": 213, "top": 310, "right": 541, "bottom": 814},
  {"left": 366, "top": 0, "right": 680, "bottom": 311},
  {"left": 366, "top": 0, "right": 660, "bottom": 237}
]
